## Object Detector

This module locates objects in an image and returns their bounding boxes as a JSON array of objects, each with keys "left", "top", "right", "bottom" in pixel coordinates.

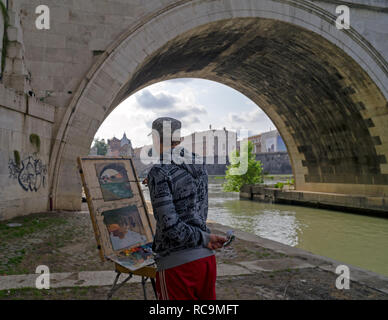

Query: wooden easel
[
  {"left": 107, "top": 264, "right": 157, "bottom": 300},
  {"left": 106, "top": 161, "right": 158, "bottom": 300},
  {"left": 77, "top": 157, "right": 158, "bottom": 300}
]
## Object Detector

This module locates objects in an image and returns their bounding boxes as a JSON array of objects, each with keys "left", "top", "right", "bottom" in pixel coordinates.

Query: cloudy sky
[{"left": 94, "top": 78, "right": 275, "bottom": 148}]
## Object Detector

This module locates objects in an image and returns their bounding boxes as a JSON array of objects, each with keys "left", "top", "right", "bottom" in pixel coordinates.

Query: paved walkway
[
  {"left": 0, "top": 263, "right": 252, "bottom": 291},
  {"left": 214, "top": 222, "right": 388, "bottom": 294},
  {"left": 1, "top": 212, "right": 388, "bottom": 299}
]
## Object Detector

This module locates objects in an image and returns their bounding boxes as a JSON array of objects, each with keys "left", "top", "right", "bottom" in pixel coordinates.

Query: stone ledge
[
  {"left": 0, "top": 85, "right": 56, "bottom": 123},
  {"left": 242, "top": 185, "right": 388, "bottom": 216},
  {"left": 236, "top": 258, "right": 315, "bottom": 272}
]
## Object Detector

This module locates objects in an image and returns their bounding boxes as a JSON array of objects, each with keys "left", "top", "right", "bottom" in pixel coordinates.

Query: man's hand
[
  {"left": 142, "top": 178, "right": 148, "bottom": 187},
  {"left": 206, "top": 234, "right": 227, "bottom": 250}
]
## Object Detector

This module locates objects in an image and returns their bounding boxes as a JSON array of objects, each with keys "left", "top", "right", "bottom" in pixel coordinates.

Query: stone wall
[
  {"left": 240, "top": 184, "right": 388, "bottom": 216},
  {"left": 134, "top": 152, "right": 292, "bottom": 177},
  {"left": 255, "top": 152, "right": 292, "bottom": 175},
  {"left": 0, "top": 84, "right": 55, "bottom": 220},
  {"left": 133, "top": 156, "right": 230, "bottom": 178}
]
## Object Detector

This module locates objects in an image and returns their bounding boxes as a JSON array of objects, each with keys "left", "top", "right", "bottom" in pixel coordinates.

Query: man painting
[{"left": 144, "top": 117, "right": 227, "bottom": 300}]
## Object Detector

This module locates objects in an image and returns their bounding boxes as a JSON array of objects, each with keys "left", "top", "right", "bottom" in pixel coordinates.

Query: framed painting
[{"left": 77, "top": 157, "right": 155, "bottom": 269}]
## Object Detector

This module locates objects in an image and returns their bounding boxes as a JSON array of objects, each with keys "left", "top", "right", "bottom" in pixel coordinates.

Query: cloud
[
  {"left": 166, "top": 78, "right": 195, "bottom": 84},
  {"left": 94, "top": 78, "right": 275, "bottom": 148},
  {"left": 162, "top": 106, "right": 206, "bottom": 119},
  {"left": 135, "top": 88, "right": 207, "bottom": 129},
  {"left": 227, "top": 108, "right": 266, "bottom": 124},
  {"left": 136, "top": 89, "right": 178, "bottom": 109},
  {"left": 223, "top": 108, "right": 275, "bottom": 136}
]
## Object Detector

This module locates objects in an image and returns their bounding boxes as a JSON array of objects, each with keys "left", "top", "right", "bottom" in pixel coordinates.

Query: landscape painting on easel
[
  {"left": 78, "top": 157, "right": 155, "bottom": 270},
  {"left": 102, "top": 205, "right": 147, "bottom": 251},
  {"left": 95, "top": 162, "right": 133, "bottom": 201}
]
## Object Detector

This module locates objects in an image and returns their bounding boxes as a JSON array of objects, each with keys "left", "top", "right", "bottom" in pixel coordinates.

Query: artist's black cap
[{"left": 150, "top": 117, "right": 181, "bottom": 141}]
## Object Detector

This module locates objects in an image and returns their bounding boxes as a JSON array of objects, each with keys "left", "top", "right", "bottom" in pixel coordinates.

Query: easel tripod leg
[
  {"left": 142, "top": 276, "right": 148, "bottom": 300},
  {"left": 151, "top": 278, "right": 157, "bottom": 299},
  {"left": 107, "top": 271, "right": 121, "bottom": 300},
  {"left": 107, "top": 272, "right": 133, "bottom": 300}
]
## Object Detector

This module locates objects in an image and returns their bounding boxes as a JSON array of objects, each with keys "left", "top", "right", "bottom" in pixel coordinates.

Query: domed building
[{"left": 107, "top": 133, "right": 134, "bottom": 157}]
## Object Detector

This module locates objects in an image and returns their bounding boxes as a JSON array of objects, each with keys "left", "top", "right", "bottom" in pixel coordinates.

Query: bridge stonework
[{"left": 0, "top": 0, "right": 387, "bottom": 219}]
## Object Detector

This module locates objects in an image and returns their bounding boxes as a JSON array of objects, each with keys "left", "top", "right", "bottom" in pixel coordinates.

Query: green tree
[
  {"left": 93, "top": 138, "right": 108, "bottom": 156},
  {"left": 223, "top": 140, "right": 263, "bottom": 192}
]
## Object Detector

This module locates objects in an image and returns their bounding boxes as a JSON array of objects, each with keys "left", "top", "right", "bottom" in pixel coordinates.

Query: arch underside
[
  {"left": 54, "top": 15, "right": 388, "bottom": 211},
  {"left": 112, "top": 18, "right": 388, "bottom": 194}
]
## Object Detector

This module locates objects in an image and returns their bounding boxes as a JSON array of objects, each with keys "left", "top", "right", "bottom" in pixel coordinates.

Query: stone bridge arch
[{"left": 51, "top": 0, "right": 388, "bottom": 210}]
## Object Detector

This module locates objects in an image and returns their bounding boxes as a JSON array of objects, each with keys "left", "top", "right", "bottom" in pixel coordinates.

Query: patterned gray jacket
[{"left": 147, "top": 147, "right": 214, "bottom": 270}]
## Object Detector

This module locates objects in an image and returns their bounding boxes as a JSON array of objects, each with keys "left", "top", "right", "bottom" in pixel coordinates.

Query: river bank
[
  {"left": 202, "top": 178, "right": 388, "bottom": 277},
  {"left": 240, "top": 184, "right": 388, "bottom": 217},
  {"left": 0, "top": 209, "right": 387, "bottom": 300}
]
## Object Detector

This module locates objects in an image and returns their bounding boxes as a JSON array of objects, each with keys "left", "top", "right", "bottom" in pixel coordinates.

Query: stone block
[
  {"left": 7, "top": 26, "right": 22, "bottom": 42},
  {"left": 252, "top": 194, "right": 265, "bottom": 201},
  {"left": 11, "top": 58, "right": 28, "bottom": 75},
  {"left": 240, "top": 192, "right": 251, "bottom": 199},
  {"left": 2, "top": 74, "right": 28, "bottom": 92},
  {"left": 240, "top": 184, "right": 252, "bottom": 194},
  {"left": 55, "top": 194, "right": 82, "bottom": 212},
  {"left": 217, "top": 263, "right": 253, "bottom": 277},
  {"left": 365, "top": 197, "right": 384, "bottom": 210},
  {"left": 103, "top": 60, "right": 129, "bottom": 84},
  {"left": 68, "top": 110, "right": 93, "bottom": 133},
  {"left": 0, "top": 85, "right": 26, "bottom": 113},
  {"left": 251, "top": 185, "right": 265, "bottom": 194},
  {"left": 0, "top": 199, "right": 23, "bottom": 221},
  {"left": 23, "top": 31, "right": 66, "bottom": 49},
  {"left": 318, "top": 193, "right": 337, "bottom": 204},
  {"left": 0, "top": 107, "right": 24, "bottom": 132},
  {"left": 76, "top": 96, "right": 105, "bottom": 121},
  {"left": 72, "top": 0, "right": 97, "bottom": 12},
  {"left": 88, "top": 37, "right": 111, "bottom": 51},
  {"left": 24, "top": 115, "right": 53, "bottom": 140},
  {"left": 50, "top": 6, "right": 70, "bottom": 23},
  {"left": 27, "top": 97, "right": 55, "bottom": 123},
  {"left": 7, "top": 42, "right": 23, "bottom": 59},
  {"left": 3, "top": 57, "right": 14, "bottom": 74},
  {"left": 380, "top": 164, "right": 388, "bottom": 174},
  {"left": 104, "top": 14, "right": 135, "bottom": 26},
  {"left": 86, "top": 82, "right": 115, "bottom": 106},
  {"left": 236, "top": 258, "right": 314, "bottom": 272},
  {"left": 68, "top": 11, "right": 105, "bottom": 25},
  {"left": 28, "top": 61, "right": 65, "bottom": 76},
  {"left": 62, "top": 61, "right": 89, "bottom": 79},
  {"left": 301, "top": 192, "right": 319, "bottom": 204},
  {"left": 65, "top": 125, "right": 94, "bottom": 150}
]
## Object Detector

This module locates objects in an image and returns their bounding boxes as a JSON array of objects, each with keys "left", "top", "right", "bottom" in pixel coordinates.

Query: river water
[
  {"left": 208, "top": 178, "right": 388, "bottom": 277},
  {"left": 143, "top": 178, "right": 388, "bottom": 277}
]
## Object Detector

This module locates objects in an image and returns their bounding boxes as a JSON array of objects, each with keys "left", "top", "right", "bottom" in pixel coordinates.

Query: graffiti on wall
[{"left": 8, "top": 155, "right": 48, "bottom": 192}]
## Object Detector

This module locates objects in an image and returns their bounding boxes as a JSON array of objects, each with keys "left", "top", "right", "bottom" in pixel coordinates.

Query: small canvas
[
  {"left": 102, "top": 205, "right": 147, "bottom": 250},
  {"left": 78, "top": 157, "right": 155, "bottom": 271},
  {"left": 95, "top": 163, "right": 134, "bottom": 201}
]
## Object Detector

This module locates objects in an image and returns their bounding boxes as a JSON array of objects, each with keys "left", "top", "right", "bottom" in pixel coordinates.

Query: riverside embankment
[
  {"left": 0, "top": 208, "right": 388, "bottom": 300},
  {"left": 240, "top": 185, "right": 388, "bottom": 216},
  {"left": 1, "top": 178, "right": 387, "bottom": 299}
]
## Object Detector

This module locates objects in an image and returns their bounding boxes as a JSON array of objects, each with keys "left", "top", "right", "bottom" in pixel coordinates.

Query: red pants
[{"left": 156, "top": 255, "right": 216, "bottom": 300}]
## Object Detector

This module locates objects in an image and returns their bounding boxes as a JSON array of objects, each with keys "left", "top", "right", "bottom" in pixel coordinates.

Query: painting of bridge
[{"left": 95, "top": 163, "right": 134, "bottom": 201}]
